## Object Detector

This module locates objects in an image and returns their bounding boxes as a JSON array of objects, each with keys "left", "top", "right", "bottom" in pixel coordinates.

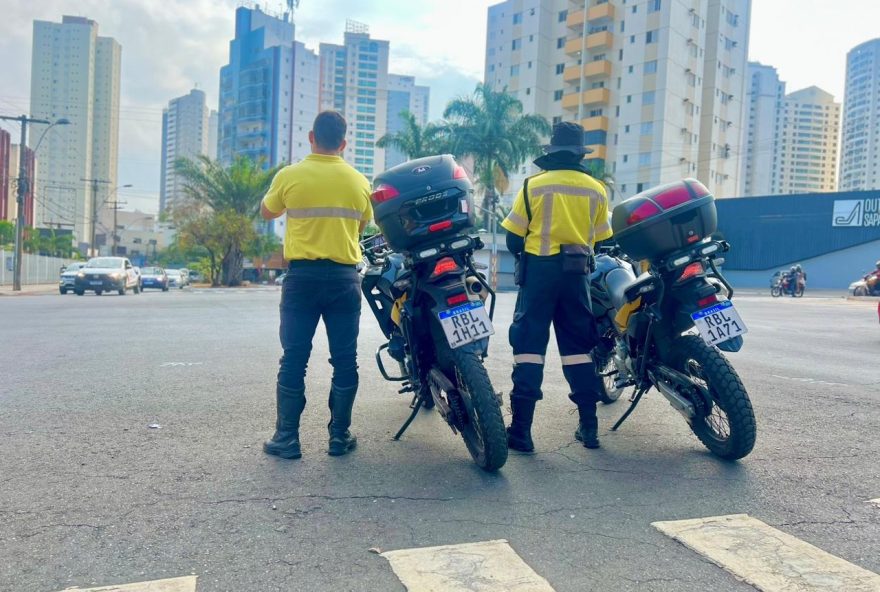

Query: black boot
[
  {"left": 327, "top": 383, "right": 358, "bottom": 457},
  {"left": 263, "top": 384, "right": 306, "bottom": 459},
  {"left": 572, "top": 397, "right": 600, "bottom": 449},
  {"left": 506, "top": 396, "right": 536, "bottom": 453}
]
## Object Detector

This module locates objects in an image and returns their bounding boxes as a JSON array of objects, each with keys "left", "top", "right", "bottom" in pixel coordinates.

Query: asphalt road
[{"left": 1, "top": 287, "right": 878, "bottom": 591}]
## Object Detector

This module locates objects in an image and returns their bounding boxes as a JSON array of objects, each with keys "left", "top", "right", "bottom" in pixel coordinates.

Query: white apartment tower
[
  {"left": 839, "top": 38, "right": 880, "bottom": 192},
  {"left": 29, "top": 16, "right": 121, "bottom": 247},
  {"left": 160, "top": 89, "right": 215, "bottom": 214},
  {"left": 319, "top": 21, "right": 390, "bottom": 179},
  {"left": 385, "top": 74, "right": 431, "bottom": 169},
  {"left": 291, "top": 41, "right": 320, "bottom": 163},
  {"left": 485, "top": 0, "right": 751, "bottom": 201},
  {"left": 773, "top": 86, "right": 840, "bottom": 194},
  {"left": 741, "top": 62, "right": 784, "bottom": 196}
]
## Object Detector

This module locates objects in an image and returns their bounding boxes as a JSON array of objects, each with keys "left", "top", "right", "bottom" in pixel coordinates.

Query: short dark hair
[{"left": 313, "top": 111, "right": 347, "bottom": 150}]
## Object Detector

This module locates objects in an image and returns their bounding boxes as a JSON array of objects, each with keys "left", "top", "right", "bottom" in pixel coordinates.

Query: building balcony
[
  {"left": 563, "top": 62, "right": 612, "bottom": 83},
  {"left": 580, "top": 115, "right": 609, "bottom": 132},
  {"left": 586, "top": 30, "right": 613, "bottom": 50},
  {"left": 585, "top": 144, "right": 607, "bottom": 160},
  {"left": 588, "top": 2, "right": 615, "bottom": 22},
  {"left": 566, "top": 8, "right": 586, "bottom": 30},
  {"left": 561, "top": 88, "right": 611, "bottom": 111}
]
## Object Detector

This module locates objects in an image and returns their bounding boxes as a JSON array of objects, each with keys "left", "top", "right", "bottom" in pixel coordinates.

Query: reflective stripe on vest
[{"left": 525, "top": 185, "right": 604, "bottom": 255}]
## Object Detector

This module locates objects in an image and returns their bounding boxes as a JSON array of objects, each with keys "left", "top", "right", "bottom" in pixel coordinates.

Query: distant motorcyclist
[{"left": 866, "top": 261, "right": 880, "bottom": 295}]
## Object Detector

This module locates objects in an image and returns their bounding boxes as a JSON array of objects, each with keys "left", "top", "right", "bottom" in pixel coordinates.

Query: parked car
[
  {"left": 141, "top": 266, "right": 169, "bottom": 291},
  {"left": 74, "top": 257, "right": 141, "bottom": 296},
  {"left": 59, "top": 262, "right": 87, "bottom": 294},
  {"left": 166, "top": 269, "right": 185, "bottom": 289}
]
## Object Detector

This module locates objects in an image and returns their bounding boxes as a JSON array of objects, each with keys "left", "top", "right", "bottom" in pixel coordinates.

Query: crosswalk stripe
[
  {"left": 56, "top": 575, "right": 197, "bottom": 591},
  {"left": 868, "top": 499, "right": 880, "bottom": 508},
  {"left": 382, "top": 539, "right": 555, "bottom": 592},
  {"left": 653, "top": 514, "right": 880, "bottom": 591}
]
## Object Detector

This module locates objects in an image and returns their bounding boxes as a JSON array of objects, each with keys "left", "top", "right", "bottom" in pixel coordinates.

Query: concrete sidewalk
[{"left": 0, "top": 283, "right": 59, "bottom": 296}]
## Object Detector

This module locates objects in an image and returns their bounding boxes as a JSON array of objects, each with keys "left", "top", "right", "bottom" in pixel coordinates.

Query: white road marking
[
  {"left": 771, "top": 374, "right": 849, "bottom": 388},
  {"left": 159, "top": 362, "right": 203, "bottom": 367},
  {"left": 653, "top": 514, "right": 880, "bottom": 591},
  {"left": 382, "top": 539, "right": 555, "bottom": 592},
  {"left": 867, "top": 499, "right": 880, "bottom": 508},
  {"left": 58, "top": 575, "right": 197, "bottom": 592}
]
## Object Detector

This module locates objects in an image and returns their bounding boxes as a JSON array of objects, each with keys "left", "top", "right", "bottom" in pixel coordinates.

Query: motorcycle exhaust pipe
[{"left": 654, "top": 379, "right": 696, "bottom": 420}]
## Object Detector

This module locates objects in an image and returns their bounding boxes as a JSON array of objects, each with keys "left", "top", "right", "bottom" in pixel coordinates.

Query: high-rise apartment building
[
  {"left": 160, "top": 89, "right": 216, "bottom": 214},
  {"left": 29, "top": 15, "right": 121, "bottom": 246},
  {"left": 485, "top": 0, "right": 751, "bottom": 201},
  {"left": 319, "top": 21, "right": 390, "bottom": 179},
  {"left": 218, "top": 6, "right": 296, "bottom": 168},
  {"left": 741, "top": 62, "right": 784, "bottom": 196},
  {"left": 839, "top": 38, "right": 880, "bottom": 192},
  {"left": 773, "top": 87, "right": 840, "bottom": 194},
  {"left": 291, "top": 41, "right": 320, "bottom": 163},
  {"left": 385, "top": 74, "right": 431, "bottom": 169}
]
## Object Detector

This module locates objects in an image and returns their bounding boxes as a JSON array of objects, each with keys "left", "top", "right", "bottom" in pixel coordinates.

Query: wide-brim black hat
[{"left": 542, "top": 121, "right": 593, "bottom": 155}]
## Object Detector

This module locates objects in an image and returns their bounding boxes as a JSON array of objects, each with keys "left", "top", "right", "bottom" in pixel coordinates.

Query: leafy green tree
[
  {"left": 175, "top": 210, "right": 227, "bottom": 287},
  {"left": 0, "top": 220, "right": 14, "bottom": 247},
  {"left": 174, "top": 155, "right": 281, "bottom": 286},
  {"left": 377, "top": 111, "right": 451, "bottom": 159},
  {"left": 585, "top": 160, "right": 616, "bottom": 202},
  {"left": 443, "top": 84, "right": 550, "bottom": 216}
]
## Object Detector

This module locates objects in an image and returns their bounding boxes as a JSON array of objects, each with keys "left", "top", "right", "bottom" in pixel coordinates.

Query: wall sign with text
[{"left": 832, "top": 198, "right": 880, "bottom": 227}]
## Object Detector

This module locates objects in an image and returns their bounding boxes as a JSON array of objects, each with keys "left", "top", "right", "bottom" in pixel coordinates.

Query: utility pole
[
  {"left": 111, "top": 198, "right": 129, "bottom": 256},
  {"left": 82, "top": 177, "right": 110, "bottom": 257},
  {"left": 0, "top": 115, "right": 49, "bottom": 291}
]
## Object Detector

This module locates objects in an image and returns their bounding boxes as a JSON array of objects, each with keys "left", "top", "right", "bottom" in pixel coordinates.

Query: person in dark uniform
[
  {"left": 501, "top": 122, "right": 613, "bottom": 452},
  {"left": 260, "top": 111, "right": 373, "bottom": 459}
]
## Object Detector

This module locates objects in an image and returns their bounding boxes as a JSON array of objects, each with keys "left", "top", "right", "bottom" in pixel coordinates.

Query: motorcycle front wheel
[
  {"left": 673, "top": 335, "right": 756, "bottom": 461},
  {"left": 447, "top": 346, "right": 508, "bottom": 472},
  {"left": 770, "top": 285, "right": 782, "bottom": 297},
  {"left": 594, "top": 351, "right": 624, "bottom": 404}
]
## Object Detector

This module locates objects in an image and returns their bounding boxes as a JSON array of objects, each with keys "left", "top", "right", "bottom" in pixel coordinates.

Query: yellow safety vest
[{"left": 501, "top": 169, "right": 612, "bottom": 256}]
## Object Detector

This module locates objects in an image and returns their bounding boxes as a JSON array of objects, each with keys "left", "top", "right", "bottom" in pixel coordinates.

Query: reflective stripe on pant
[{"left": 509, "top": 254, "right": 603, "bottom": 404}]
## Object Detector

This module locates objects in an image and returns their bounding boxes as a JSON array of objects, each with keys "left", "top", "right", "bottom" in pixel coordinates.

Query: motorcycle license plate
[
  {"left": 438, "top": 301, "right": 494, "bottom": 349},
  {"left": 691, "top": 300, "right": 748, "bottom": 346}
]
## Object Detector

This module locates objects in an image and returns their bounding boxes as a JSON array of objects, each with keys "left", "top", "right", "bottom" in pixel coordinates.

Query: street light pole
[
  {"left": 110, "top": 184, "right": 133, "bottom": 255},
  {"left": 0, "top": 114, "right": 57, "bottom": 291}
]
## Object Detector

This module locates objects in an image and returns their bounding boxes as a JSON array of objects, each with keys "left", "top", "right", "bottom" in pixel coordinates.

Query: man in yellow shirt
[
  {"left": 501, "top": 122, "right": 613, "bottom": 452},
  {"left": 260, "top": 111, "right": 373, "bottom": 459}
]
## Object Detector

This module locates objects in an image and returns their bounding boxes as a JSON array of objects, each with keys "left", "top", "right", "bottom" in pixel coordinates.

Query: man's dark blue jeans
[{"left": 277, "top": 260, "right": 362, "bottom": 392}]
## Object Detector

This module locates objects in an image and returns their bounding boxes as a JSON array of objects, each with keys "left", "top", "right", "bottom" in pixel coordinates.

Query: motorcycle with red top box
[
  {"left": 360, "top": 154, "right": 508, "bottom": 471},
  {"left": 589, "top": 179, "right": 756, "bottom": 460}
]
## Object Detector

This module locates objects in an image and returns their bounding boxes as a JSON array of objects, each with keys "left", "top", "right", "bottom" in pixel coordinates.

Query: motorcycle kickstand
[
  {"left": 611, "top": 387, "right": 647, "bottom": 431},
  {"left": 393, "top": 394, "right": 423, "bottom": 441}
]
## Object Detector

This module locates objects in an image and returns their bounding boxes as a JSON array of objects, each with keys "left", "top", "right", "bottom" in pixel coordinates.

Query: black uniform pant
[
  {"left": 509, "top": 254, "right": 603, "bottom": 407},
  {"left": 277, "top": 260, "right": 361, "bottom": 392}
]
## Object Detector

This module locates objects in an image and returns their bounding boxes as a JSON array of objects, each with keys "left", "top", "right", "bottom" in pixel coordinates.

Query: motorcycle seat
[{"left": 605, "top": 266, "right": 638, "bottom": 310}]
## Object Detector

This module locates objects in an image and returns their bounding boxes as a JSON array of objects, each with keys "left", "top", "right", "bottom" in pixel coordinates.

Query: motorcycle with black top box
[
  {"left": 589, "top": 179, "right": 757, "bottom": 460},
  {"left": 361, "top": 154, "right": 508, "bottom": 472}
]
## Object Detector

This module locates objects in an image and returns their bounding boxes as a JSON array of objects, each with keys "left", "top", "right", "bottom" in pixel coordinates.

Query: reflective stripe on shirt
[{"left": 287, "top": 207, "right": 364, "bottom": 221}]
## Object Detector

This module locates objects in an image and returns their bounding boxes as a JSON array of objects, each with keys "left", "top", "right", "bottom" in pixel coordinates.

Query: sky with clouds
[{"left": 0, "top": 0, "right": 877, "bottom": 213}]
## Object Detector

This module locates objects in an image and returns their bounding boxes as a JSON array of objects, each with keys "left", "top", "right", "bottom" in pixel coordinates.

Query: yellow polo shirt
[{"left": 263, "top": 154, "right": 373, "bottom": 264}]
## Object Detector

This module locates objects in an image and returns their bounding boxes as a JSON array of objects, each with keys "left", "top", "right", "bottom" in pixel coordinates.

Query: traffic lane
[{"left": 1, "top": 292, "right": 878, "bottom": 591}]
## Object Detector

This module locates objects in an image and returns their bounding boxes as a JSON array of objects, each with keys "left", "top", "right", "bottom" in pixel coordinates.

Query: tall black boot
[
  {"left": 571, "top": 396, "right": 600, "bottom": 449},
  {"left": 327, "top": 383, "right": 358, "bottom": 457},
  {"left": 264, "top": 384, "right": 306, "bottom": 459},
  {"left": 506, "top": 396, "right": 536, "bottom": 453}
]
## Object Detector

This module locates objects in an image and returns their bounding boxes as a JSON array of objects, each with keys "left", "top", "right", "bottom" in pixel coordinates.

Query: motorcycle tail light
[
  {"left": 453, "top": 165, "right": 468, "bottom": 180},
  {"left": 653, "top": 186, "right": 692, "bottom": 209},
  {"left": 697, "top": 294, "right": 719, "bottom": 307},
  {"left": 626, "top": 202, "right": 661, "bottom": 225},
  {"left": 372, "top": 183, "right": 400, "bottom": 203},
  {"left": 429, "top": 220, "right": 453, "bottom": 233},
  {"left": 446, "top": 293, "right": 468, "bottom": 306},
  {"left": 678, "top": 262, "right": 703, "bottom": 282},
  {"left": 431, "top": 257, "right": 459, "bottom": 277}
]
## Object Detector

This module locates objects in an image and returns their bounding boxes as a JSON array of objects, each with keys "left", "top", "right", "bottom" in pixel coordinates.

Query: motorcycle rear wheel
[
  {"left": 673, "top": 335, "right": 756, "bottom": 461},
  {"left": 448, "top": 348, "right": 508, "bottom": 472}
]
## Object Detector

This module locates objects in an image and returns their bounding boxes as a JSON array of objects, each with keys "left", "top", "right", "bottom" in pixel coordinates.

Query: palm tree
[
  {"left": 174, "top": 155, "right": 281, "bottom": 286},
  {"left": 585, "top": 160, "right": 617, "bottom": 202},
  {"left": 376, "top": 111, "right": 450, "bottom": 159},
  {"left": 443, "top": 83, "right": 550, "bottom": 214}
]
